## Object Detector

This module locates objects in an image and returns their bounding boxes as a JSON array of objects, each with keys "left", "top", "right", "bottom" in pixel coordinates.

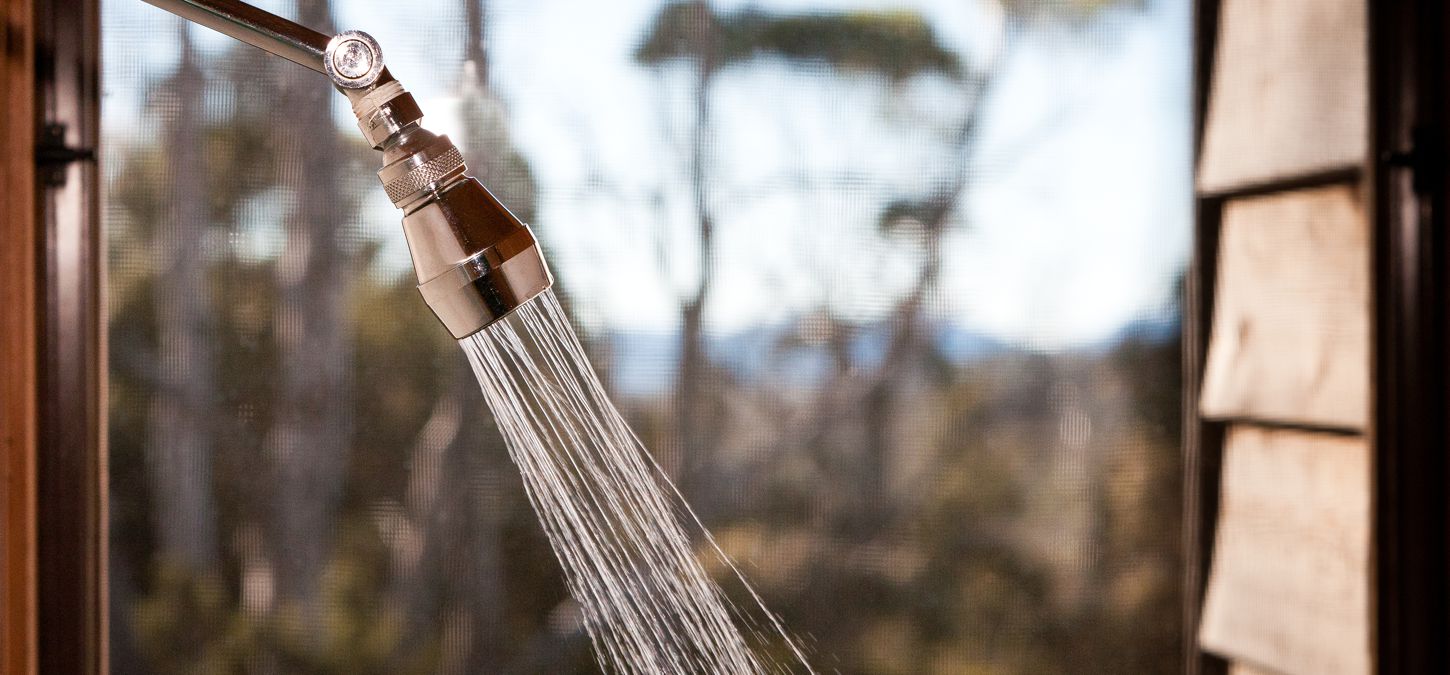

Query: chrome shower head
[{"left": 352, "top": 80, "right": 553, "bottom": 339}]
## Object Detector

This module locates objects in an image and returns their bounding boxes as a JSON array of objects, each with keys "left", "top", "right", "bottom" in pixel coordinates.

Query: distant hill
[{"left": 597, "top": 314, "right": 1179, "bottom": 397}]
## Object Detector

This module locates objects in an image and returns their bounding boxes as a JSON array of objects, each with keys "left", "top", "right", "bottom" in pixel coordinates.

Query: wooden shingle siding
[
  {"left": 1199, "top": 426, "right": 1370, "bottom": 675},
  {"left": 1189, "top": 0, "right": 1373, "bottom": 673},
  {"left": 1198, "top": 0, "right": 1366, "bottom": 193},
  {"left": 1199, "top": 185, "right": 1368, "bottom": 430}
]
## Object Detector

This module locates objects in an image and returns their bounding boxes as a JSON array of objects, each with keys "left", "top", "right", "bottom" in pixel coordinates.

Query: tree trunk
[
  {"left": 858, "top": 53, "right": 1007, "bottom": 532},
  {"left": 676, "top": 12, "right": 718, "bottom": 514},
  {"left": 147, "top": 23, "right": 218, "bottom": 572},
  {"left": 266, "top": 0, "right": 352, "bottom": 622}
]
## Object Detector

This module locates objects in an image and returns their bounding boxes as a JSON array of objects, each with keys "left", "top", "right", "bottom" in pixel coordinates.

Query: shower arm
[
  {"left": 138, "top": 0, "right": 555, "bottom": 339},
  {"left": 139, "top": 0, "right": 388, "bottom": 90}
]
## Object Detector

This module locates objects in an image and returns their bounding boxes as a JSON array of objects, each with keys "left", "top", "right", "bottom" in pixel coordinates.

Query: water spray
[{"left": 141, "top": 0, "right": 554, "bottom": 339}]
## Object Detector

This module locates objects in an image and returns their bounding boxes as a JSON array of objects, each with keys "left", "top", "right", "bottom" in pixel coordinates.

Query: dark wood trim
[
  {"left": 1182, "top": 198, "right": 1228, "bottom": 675},
  {"left": 1190, "top": 0, "right": 1219, "bottom": 158},
  {"left": 1196, "top": 166, "right": 1363, "bottom": 203},
  {"left": 1369, "top": 0, "right": 1450, "bottom": 673},
  {"left": 1183, "top": 1, "right": 1228, "bottom": 674},
  {"left": 1, "top": 0, "right": 39, "bottom": 672},
  {"left": 34, "top": 0, "right": 106, "bottom": 672},
  {"left": 1199, "top": 417, "right": 1364, "bottom": 439}
]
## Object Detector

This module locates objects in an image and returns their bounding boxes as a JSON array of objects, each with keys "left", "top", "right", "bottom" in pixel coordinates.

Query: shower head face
[{"left": 403, "top": 177, "right": 553, "bottom": 339}]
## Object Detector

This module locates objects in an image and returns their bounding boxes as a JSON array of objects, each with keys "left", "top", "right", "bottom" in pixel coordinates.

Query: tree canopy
[{"left": 636, "top": 1, "right": 963, "bottom": 81}]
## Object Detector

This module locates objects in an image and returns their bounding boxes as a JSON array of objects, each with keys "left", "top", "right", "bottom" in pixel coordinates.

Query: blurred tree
[
  {"left": 635, "top": 0, "right": 725, "bottom": 511},
  {"left": 635, "top": 0, "right": 962, "bottom": 519},
  {"left": 266, "top": 0, "right": 354, "bottom": 634},
  {"left": 633, "top": 2, "right": 1175, "bottom": 674},
  {"left": 147, "top": 20, "right": 220, "bottom": 577}
]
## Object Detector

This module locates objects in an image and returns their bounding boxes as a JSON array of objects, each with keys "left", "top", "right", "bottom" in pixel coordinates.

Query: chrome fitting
[
  {"left": 324, "top": 30, "right": 384, "bottom": 89},
  {"left": 352, "top": 81, "right": 424, "bottom": 149}
]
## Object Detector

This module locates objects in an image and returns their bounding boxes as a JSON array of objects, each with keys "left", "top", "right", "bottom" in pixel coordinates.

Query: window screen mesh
[{"left": 103, "top": 0, "right": 1190, "bottom": 672}]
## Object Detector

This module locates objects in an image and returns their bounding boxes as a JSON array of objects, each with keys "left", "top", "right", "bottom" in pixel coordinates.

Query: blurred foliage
[
  {"left": 1001, "top": 0, "right": 1148, "bottom": 23},
  {"left": 691, "top": 341, "right": 1184, "bottom": 674},
  {"left": 637, "top": 1, "right": 961, "bottom": 80}
]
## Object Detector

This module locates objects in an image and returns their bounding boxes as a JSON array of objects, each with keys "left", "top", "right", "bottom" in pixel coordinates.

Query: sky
[{"left": 103, "top": 0, "right": 1192, "bottom": 350}]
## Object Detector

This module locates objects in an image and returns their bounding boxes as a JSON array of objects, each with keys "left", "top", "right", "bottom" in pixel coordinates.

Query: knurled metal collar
[{"left": 378, "top": 136, "right": 467, "bottom": 208}]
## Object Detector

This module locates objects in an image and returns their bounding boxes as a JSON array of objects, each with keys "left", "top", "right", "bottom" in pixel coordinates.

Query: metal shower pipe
[{"left": 138, "top": 0, "right": 332, "bottom": 76}]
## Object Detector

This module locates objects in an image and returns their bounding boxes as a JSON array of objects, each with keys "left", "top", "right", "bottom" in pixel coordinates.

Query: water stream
[{"left": 461, "top": 290, "right": 812, "bottom": 674}]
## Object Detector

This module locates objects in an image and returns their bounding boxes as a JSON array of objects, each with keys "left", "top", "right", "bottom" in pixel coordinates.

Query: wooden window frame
[
  {"left": 2, "top": 0, "right": 40, "bottom": 672},
  {"left": 36, "top": 0, "right": 107, "bottom": 669},
  {"left": 3, "top": 0, "right": 105, "bottom": 672}
]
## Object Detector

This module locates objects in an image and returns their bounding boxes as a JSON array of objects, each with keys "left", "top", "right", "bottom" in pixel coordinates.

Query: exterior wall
[{"left": 1193, "top": 0, "right": 1370, "bottom": 673}]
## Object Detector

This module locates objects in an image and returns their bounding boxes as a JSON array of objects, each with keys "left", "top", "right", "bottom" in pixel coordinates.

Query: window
[{"left": 103, "top": 0, "right": 1190, "bottom": 672}]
